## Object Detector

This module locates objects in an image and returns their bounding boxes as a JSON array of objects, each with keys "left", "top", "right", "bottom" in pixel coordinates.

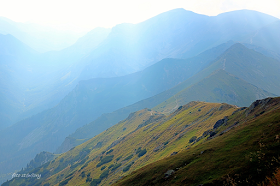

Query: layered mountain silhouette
[
  {"left": 154, "top": 69, "right": 275, "bottom": 112},
  {"left": 1, "top": 8, "right": 278, "bottom": 129},
  {"left": 58, "top": 43, "right": 279, "bottom": 152},
  {"left": 0, "top": 27, "right": 111, "bottom": 128},
  {"left": 0, "top": 42, "right": 234, "bottom": 172},
  {"left": 0, "top": 34, "right": 39, "bottom": 128},
  {"left": 242, "top": 20, "right": 280, "bottom": 53},
  {"left": 0, "top": 8, "right": 280, "bottom": 184},
  {"left": 79, "top": 9, "right": 279, "bottom": 79},
  {"left": 1, "top": 42, "right": 278, "bottom": 181},
  {"left": 0, "top": 16, "right": 81, "bottom": 52}
]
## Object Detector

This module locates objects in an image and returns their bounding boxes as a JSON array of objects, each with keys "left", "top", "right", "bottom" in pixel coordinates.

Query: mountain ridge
[
  {"left": 4, "top": 97, "right": 280, "bottom": 186},
  {"left": 0, "top": 41, "right": 235, "bottom": 177},
  {"left": 1, "top": 8, "right": 280, "bottom": 184},
  {"left": 0, "top": 16, "right": 81, "bottom": 52},
  {"left": 114, "top": 97, "right": 280, "bottom": 186},
  {"left": 153, "top": 69, "right": 276, "bottom": 113},
  {"left": 79, "top": 8, "right": 279, "bottom": 79},
  {"left": 59, "top": 43, "right": 279, "bottom": 152}
]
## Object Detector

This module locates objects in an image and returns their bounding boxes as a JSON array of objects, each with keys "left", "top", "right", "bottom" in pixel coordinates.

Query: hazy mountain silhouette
[
  {"left": 0, "top": 16, "right": 82, "bottom": 52},
  {"left": 0, "top": 8, "right": 279, "bottom": 184}
]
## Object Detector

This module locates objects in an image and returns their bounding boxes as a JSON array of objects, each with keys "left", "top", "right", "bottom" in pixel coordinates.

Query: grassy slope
[
  {"left": 5, "top": 101, "right": 239, "bottom": 186},
  {"left": 154, "top": 69, "right": 276, "bottom": 113},
  {"left": 115, "top": 97, "right": 280, "bottom": 186},
  {"left": 212, "top": 43, "right": 280, "bottom": 95}
]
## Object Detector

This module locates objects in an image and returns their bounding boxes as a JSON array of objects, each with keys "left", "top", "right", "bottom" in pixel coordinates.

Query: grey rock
[{"left": 164, "top": 169, "right": 175, "bottom": 178}]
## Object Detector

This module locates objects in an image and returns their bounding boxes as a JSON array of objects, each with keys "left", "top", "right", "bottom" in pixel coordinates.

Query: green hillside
[
  {"left": 4, "top": 100, "right": 240, "bottom": 185},
  {"left": 115, "top": 97, "right": 280, "bottom": 186},
  {"left": 209, "top": 43, "right": 280, "bottom": 95},
  {"left": 154, "top": 69, "right": 276, "bottom": 113},
  {"left": 5, "top": 97, "right": 280, "bottom": 186}
]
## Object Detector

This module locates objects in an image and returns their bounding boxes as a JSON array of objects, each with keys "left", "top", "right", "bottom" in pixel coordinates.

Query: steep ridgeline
[
  {"left": 154, "top": 69, "right": 276, "bottom": 113},
  {"left": 4, "top": 99, "right": 240, "bottom": 186},
  {"left": 243, "top": 43, "right": 280, "bottom": 61},
  {"left": 0, "top": 41, "right": 234, "bottom": 179},
  {"left": 23, "top": 152, "right": 58, "bottom": 174},
  {"left": 79, "top": 9, "right": 279, "bottom": 79},
  {"left": 205, "top": 43, "right": 280, "bottom": 96},
  {"left": 58, "top": 43, "right": 278, "bottom": 153},
  {"left": 5, "top": 97, "right": 280, "bottom": 186},
  {"left": 115, "top": 97, "right": 280, "bottom": 186}
]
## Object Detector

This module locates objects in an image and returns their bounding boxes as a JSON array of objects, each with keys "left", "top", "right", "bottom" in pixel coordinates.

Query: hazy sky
[{"left": 1, "top": 0, "right": 280, "bottom": 33}]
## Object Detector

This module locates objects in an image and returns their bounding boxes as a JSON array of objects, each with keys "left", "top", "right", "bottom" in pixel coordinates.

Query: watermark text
[{"left": 12, "top": 173, "right": 41, "bottom": 179}]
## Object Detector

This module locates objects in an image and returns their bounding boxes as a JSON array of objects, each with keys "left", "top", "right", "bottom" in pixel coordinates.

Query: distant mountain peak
[
  {"left": 227, "top": 42, "right": 247, "bottom": 50},
  {"left": 220, "top": 42, "right": 253, "bottom": 57},
  {"left": 217, "top": 9, "right": 279, "bottom": 18},
  {"left": 163, "top": 8, "right": 195, "bottom": 14}
]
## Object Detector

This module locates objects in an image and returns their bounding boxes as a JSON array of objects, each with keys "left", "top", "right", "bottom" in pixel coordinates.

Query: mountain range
[
  {"left": 1, "top": 8, "right": 279, "bottom": 129},
  {"left": 4, "top": 97, "right": 280, "bottom": 186},
  {"left": 0, "top": 27, "right": 111, "bottom": 128},
  {"left": 0, "top": 8, "right": 280, "bottom": 185},
  {"left": 57, "top": 43, "right": 278, "bottom": 153},
  {"left": 78, "top": 9, "right": 280, "bottom": 79},
  {"left": 0, "top": 16, "right": 82, "bottom": 52}
]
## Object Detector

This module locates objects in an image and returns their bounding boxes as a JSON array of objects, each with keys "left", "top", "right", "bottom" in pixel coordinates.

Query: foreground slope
[
  {"left": 115, "top": 97, "right": 280, "bottom": 186},
  {"left": 6, "top": 97, "right": 280, "bottom": 186},
  {"left": 5, "top": 101, "right": 239, "bottom": 185}
]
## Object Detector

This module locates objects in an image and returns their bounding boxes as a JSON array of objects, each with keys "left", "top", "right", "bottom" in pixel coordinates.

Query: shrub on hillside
[{"left": 96, "top": 155, "right": 114, "bottom": 167}]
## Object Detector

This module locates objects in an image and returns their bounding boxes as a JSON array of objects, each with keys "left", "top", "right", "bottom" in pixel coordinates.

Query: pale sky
[{"left": 0, "top": 0, "right": 280, "bottom": 33}]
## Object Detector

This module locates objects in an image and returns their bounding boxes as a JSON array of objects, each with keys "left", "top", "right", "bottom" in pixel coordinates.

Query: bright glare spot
[{"left": 0, "top": 0, "right": 279, "bottom": 33}]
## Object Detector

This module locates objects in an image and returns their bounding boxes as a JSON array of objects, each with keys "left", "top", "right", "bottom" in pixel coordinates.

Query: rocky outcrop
[
  {"left": 164, "top": 169, "right": 175, "bottom": 178},
  {"left": 213, "top": 116, "right": 228, "bottom": 129},
  {"left": 25, "top": 151, "right": 56, "bottom": 172},
  {"left": 245, "top": 97, "right": 273, "bottom": 116}
]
